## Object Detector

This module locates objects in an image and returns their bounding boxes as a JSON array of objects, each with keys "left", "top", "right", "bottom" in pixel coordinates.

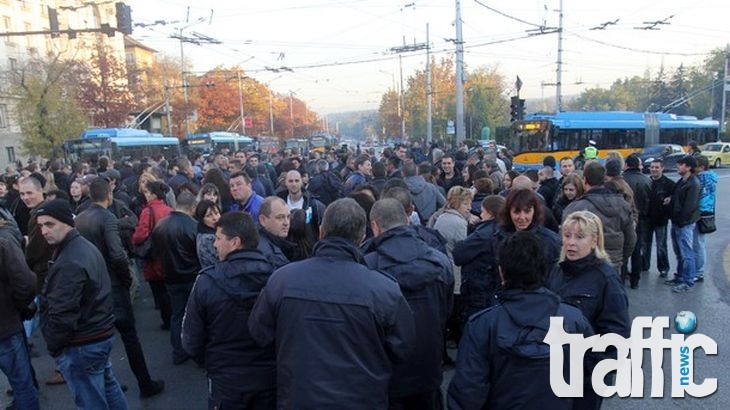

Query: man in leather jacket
[
  {"left": 152, "top": 191, "right": 201, "bottom": 364},
  {"left": 75, "top": 179, "right": 164, "bottom": 398},
  {"left": 36, "top": 199, "right": 127, "bottom": 409}
]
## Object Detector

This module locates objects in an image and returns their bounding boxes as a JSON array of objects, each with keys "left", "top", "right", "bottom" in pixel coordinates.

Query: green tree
[
  {"left": 9, "top": 54, "right": 87, "bottom": 158},
  {"left": 378, "top": 89, "right": 401, "bottom": 138},
  {"left": 465, "top": 67, "right": 507, "bottom": 140}
]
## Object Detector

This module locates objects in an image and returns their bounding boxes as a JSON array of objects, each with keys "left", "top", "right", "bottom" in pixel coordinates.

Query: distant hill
[{"left": 325, "top": 110, "right": 378, "bottom": 140}]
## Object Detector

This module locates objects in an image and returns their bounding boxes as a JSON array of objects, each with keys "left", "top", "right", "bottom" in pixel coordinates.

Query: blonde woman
[{"left": 545, "top": 210, "right": 630, "bottom": 410}]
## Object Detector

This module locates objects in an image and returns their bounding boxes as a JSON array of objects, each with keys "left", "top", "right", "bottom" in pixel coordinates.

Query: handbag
[
  {"left": 697, "top": 212, "right": 716, "bottom": 234},
  {"left": 133, "top": 208, "right": 156, "bottom": 259}
]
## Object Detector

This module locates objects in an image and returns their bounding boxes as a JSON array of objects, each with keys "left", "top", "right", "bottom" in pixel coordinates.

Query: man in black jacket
[
  {"left": 622, "top": 154, "right": 652, "bottom": 289},
  {"left": 249, "top": 198, "right": 416, "bottom": 409},
  {"left": 0, "top": 237, "right": 38, "bottom": 409},
  {"left": 183, "top": 212, "right": 276, "bottom": 408},
  {"left": 257, "top": 196, "right": 296, "bottom": 268},
  {"left": 665, "top": 155, "right": 701, "bottom": 293},
  {"left": 75, "top": 179, "right": 164, "bottom": 398},
  {"left": 308, "top": 159, "right": 342, "bottom": 206},
  {"left": 152, "top": 191, "right": 201, "bottom": 364},
  {"left": 364, "top": 198, "right": 453, "bottom": 408},
  {"left": 645, "top": 159, "right": 675, "bottom": 277},
  {"left": 36, "top": 199, "right": 127, "bottom": 409}
]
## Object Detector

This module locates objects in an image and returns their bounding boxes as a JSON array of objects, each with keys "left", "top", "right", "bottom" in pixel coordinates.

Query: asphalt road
[{"left": 2, "top": 167, "right": 729, "bottom": 409}]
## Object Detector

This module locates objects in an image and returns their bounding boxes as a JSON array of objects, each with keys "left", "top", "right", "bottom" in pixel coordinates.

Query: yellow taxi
[{"left": 701, "top": 142, "right": 730, "bottom": 168}]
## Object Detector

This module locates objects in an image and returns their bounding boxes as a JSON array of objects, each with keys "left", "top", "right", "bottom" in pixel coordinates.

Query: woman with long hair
[
  {"left": 546, "top": 210, "right": 630, "bottom": 409},
  {"left": 197, "top": 183, "right": 222, "bottom": 210},
  {"left": 461, "top": 164, "right": 478, "bottom": 188},
  {"left": 202, "top": 168, "right": 232, "bottom": 211},
  {"left": 287, "top": 208, "right": 316, "bottom": 260},
  {"left": 552, "top": 173, "right": 585, "bottom": 223},
  {"left": 132, "top": 180, "right": 174, "bottom": 329},
  {"left": 194, "top": 200, "right": 221, "bottom": 269}
]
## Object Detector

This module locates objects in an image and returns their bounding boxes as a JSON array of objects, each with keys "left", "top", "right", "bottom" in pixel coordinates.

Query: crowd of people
[{"left": 0, "top": 138, "right": 717, "bottom": 409}]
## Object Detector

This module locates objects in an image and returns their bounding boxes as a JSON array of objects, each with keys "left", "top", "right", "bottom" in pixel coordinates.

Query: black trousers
[
  {"left": 389, "top": 389, "right": 443, "bottom": 410},
  {"left": 112, "top": 285, "right": 155, "bottom": 391},
  {"left": 148, "top": 280, "right": 171, "bottom": 327}
]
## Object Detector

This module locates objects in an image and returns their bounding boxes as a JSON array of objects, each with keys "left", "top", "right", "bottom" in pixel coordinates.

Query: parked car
[
  {"left": 701, "top": 142, "right": 730, "bottom": 168},
  {"left": 639, "top": 144, "right": 685, "bottom": 173}
]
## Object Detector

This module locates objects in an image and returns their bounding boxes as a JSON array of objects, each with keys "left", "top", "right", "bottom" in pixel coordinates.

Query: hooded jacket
[
  {"left": 453, "top": 219, "right": 500, "bottom": 317},
  {"left": 249, "top": 237, "right": 416, "bottom": 409},
  {"left": 447, "top": 288, "right": 594, "bottom": 410},
  {"left": 308, "top": 171, "right": 342, "bottom": 206},
  {"left": 405, "top": 175, "right": 446, "bottom": 223},
  {"left": 563, "top": 187, "right": 636, "bottom": 267},
  {"left": 363, "top": 225, "right": 453, "bottom": 398},
  {"left": 697, "top": 170, "right": 717, "bottom": 214},
  {"left": 182, "top": 249, "right": 275, "bottom": 396}
]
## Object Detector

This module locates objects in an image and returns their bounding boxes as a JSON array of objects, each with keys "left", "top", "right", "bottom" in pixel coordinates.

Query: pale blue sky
[{"left": 127, "top": 0, "right": 729, "bottom": 114}]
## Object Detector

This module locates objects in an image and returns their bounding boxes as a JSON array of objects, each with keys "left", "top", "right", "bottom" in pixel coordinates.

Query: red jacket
[{"left": 132, "top": 198, "right": 172, "bottom": 281}]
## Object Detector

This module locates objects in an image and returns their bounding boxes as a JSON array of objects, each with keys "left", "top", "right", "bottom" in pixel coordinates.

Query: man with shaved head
[{"left": 277, "top": 170, "right": 325, "bottom": 243}]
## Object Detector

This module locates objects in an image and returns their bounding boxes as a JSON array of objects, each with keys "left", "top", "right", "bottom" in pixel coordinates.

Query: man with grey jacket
[{"left": 402, "top": 162, "right": 445, "bottom": 224}]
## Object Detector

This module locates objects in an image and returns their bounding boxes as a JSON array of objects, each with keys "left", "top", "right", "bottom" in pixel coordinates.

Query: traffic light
[
  {"left": 517, "top": 98, "right": 526, "bottom": 121},
  {"left": 510, "top": 96, "right": 520, "bottom": 122},
  {"left": 48, "top": 7, "right": 60, "bottom": 37},
  {"left": 115, "top": 2, "right": 133, "bottom": 35}
]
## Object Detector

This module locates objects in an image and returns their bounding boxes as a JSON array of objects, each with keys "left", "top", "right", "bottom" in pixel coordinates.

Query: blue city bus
[
  {"left": 509, "top": 111, "right": 719, "bottom": 169},
  {"left": 183, "top": 131, "right": 254, "bottom": 155},
  {"left": 63, "top": 128, "right": 181, "bottom": 163}
]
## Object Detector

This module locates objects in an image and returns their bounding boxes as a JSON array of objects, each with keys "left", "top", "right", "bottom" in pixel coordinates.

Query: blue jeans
[
  {"left": 643, "top": 223, "right": 669, "bottom": 273},
  {"left": 167, "top": 282, "right": 194, "bottom": 362},
  {"left": 55, "top": 336, "right": 128, "bottom": 410},
  {"left": 0, "top": 332, "right": 39, "bottom": 410},
  {"left": 671, "top": 223, "right": 697, "bottom": 287}
]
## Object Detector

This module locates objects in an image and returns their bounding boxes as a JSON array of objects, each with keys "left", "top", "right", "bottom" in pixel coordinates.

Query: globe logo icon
[{"left": 674, "top": 311, "right": 697, "bottom": 334}]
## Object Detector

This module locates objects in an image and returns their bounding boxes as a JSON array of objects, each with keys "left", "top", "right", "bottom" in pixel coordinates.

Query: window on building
[
  {"left": 6, "top": 147, "right": 15, "bottom": 164},
  {"left": 8, "top": 58, "right": 17, "bottom": 70},
  {"left": 0, "top": 104, "right": 7, "bottom": 128}
]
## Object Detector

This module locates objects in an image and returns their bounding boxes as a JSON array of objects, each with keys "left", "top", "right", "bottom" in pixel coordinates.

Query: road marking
[{"left": 725, "top": 244, "right": 730, "bottom": 283}]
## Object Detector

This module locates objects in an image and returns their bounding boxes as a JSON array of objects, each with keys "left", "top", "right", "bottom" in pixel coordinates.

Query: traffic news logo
[{"left": 544, "top": 313, "right": 717, "bottom": 398}]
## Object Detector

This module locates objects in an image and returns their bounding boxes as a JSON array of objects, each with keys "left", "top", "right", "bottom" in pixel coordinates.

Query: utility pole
[
  {"left": 455, "top": 0, "right": 465, "bottom": 144},
  {"left": 556, "top": 0, "right": 564, "bottom": 112},
  {"left": 170, "top": 14, "right": 221, "bottom": 138},
  {"left": 426, "top": 23, "right": 433, "bottom": 144},
  {"left": 389, "top": 38, "right": 428, "bottom": 141},
  {"left": 399, "top": 55, "right": 405, "bottom": 140},
  {"left": 721, "top": 56, "right": 729, "bottom": 134},
  {"left": 164, "top": 85, "right": 172, "bottom": 135}
]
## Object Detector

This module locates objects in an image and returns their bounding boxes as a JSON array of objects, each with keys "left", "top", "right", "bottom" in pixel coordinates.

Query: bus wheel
[{"left": 715, "top": 158, "right": 721, "bottom": 168}]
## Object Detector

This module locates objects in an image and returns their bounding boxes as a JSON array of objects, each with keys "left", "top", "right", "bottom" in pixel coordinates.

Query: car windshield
[
  {"left": 642, "top": 146, "right": 666, "bottom": 155},
  {"left": 704, "top": 144, "right": 722, "bottom": 152}
]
